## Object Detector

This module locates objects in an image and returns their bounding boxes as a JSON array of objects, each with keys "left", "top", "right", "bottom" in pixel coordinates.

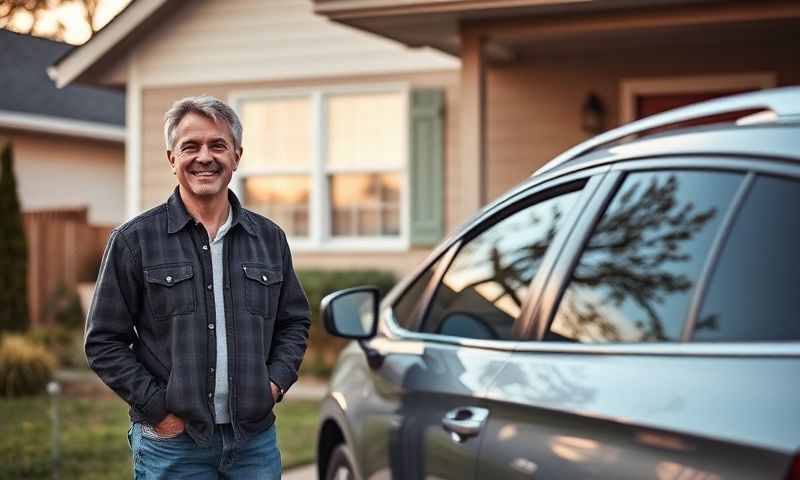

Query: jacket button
[
  {"left": 261, "top": 274, "right": 268, "bottom": 282},
  {"left": 202, "top": 245, "right": 208, "bottom": 251},
  {"left": 207, "top": 284, "right": 213, "bottom": 291},
  {"left": 208, "top": 392, "right": 213, "bottom": 398},
  {"left": 208, "top": 323, "right": 215, "bottom": 330},
  {"left": 209, "top": 367, "right": 215, "bottom": 373},
  {"left": 165, "top": 276, "right": 173, "bottom": 284}
]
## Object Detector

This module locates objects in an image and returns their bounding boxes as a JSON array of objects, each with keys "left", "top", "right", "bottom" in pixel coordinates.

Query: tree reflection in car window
[
  {"left": 548, "top": 171, "right": 742, "bottom": 343},
  {"left": 423, "top": 189, "right": 583, "bottom": 340}
]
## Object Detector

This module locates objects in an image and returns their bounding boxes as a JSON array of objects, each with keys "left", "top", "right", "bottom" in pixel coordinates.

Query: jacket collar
[{"left": 166, "top": 187, "right": 256, "bottom": 236}]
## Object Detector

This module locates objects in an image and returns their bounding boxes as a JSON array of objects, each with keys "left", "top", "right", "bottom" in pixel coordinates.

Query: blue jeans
[{"left": 128, "top": 422, "right": 281, "bottom": 479}]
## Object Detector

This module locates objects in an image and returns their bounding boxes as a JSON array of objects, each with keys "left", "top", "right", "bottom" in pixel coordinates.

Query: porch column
[{"left": 459, "top": 29, "right": 486, "bottom": 224}]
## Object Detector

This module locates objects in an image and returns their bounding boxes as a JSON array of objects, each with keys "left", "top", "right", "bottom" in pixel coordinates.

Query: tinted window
[
  {"left": 548, "top": 171, "right": 741, "bottom": 343},
  {"left": 694, "top": 175, "right": 800, "bottom": 342},
  {"left": 422, "top": 189, "right": 583, "bottom": 340},
  {"left": 392, "top": 255, "right": 443, "bottom": 330}
]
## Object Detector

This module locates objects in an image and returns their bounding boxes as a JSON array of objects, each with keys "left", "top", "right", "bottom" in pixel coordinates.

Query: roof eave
[{"left": 48, "top": 0, "right": 172, "bottom": 89}]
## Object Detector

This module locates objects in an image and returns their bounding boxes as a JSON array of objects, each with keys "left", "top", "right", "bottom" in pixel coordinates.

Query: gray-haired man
[{"left": 86, "top": 95, "right": 311, "bottom": 478}]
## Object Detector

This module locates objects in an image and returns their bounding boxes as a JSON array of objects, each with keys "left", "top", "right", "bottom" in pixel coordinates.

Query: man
[{"left": 85, "top": 95, "right": 310, "bottom": 479}]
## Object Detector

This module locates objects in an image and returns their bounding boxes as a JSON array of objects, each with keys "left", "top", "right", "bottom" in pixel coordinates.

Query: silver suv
[{"left": 316, "top": 88, "right": 800, "bottom": 480}]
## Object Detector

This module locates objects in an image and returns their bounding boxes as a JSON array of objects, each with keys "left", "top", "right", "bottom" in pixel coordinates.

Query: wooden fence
[{"left": 23, "top": 209, "right": 114, "bottom": 327}]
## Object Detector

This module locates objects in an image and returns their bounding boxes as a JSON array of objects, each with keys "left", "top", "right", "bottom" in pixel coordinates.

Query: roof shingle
[{"left": 0, "top": 29, "right": 124, "bottom": 126}]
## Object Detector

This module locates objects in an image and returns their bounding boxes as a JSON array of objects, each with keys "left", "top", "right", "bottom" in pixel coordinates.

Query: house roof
[{"left": 0, "top": 29, "right": 124, "bottom": 129}]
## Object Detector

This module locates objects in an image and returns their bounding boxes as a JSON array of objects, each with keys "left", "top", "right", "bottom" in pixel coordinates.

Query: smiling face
[{"left": 167, "top": 112, "right": 241, "bottom": 202}]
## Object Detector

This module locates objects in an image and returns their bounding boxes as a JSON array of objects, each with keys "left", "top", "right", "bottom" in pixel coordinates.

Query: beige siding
[
  {"left": 139, "top": 70, "right": 459, "bottom": 276},
  {"left": 133, "top": 0, "right": 457, "bottom": 88},
  {"left": 485, "top": 41, "right": 800, "bottom": 200},
  {"left": 1, "top": 130, "right": 125, "bottom": 225}
]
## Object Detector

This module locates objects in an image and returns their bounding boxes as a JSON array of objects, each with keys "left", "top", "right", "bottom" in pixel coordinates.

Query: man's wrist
[{"left": 270, "top": 381, "right": 285, "bottom": 403}]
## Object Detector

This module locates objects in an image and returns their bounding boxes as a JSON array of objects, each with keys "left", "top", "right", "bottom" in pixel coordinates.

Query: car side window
[
  {"left": 392, "top": 255, "right": 444, "bottom": 330},
  {"left": 421, "top": 188, "right": 584, "bottom": 340},
  {"left": 694, "top": 175, "right": 800, "bottom": 342},
  {"left": 547, "top": 170, "right": 742, "bottom": 343}
]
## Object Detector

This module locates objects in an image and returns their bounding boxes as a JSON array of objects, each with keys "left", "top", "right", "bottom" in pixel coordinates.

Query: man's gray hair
[{"left": 164, "top": 95, "right": 243, "bottom": 151}]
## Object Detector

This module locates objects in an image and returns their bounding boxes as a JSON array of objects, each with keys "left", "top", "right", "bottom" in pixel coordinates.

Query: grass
[{"left": 0, "top": 395, "right": 320, "bottom": 479}]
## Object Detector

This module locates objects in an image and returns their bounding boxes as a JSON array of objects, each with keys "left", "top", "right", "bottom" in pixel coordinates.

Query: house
[
  {"left": 1, "top": 29, "right": 126, "bottom": 326},
  {"left": 47, "top": 0, "right": 461, "bottom": 275},
  {"left": 314, "top": 0, "right": 800, "bottom": 220},
  {"left": 0, "top": 28, "right": 125, "bottom": 225}
]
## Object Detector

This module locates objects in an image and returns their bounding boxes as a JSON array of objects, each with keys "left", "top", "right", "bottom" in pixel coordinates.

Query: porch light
[{"left": 582, "top": 93, "right": 606, "bottom": 134}]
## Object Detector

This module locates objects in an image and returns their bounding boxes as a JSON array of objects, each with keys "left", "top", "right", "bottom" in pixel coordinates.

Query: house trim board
[
  {"left": 0, "top": 110, "right": 125, "bottom": 143},
  {"left": 228, "top": 82, "right": 412, "bottom": 252},
  {"left": 48, "top": 0, "right": 169, "bottom": 88},
  {"left": 620, "top": 72, "right": 778, "bottom": 123},
  {"left": 126, "top": 54, "right": 142, "bottom": 220}
]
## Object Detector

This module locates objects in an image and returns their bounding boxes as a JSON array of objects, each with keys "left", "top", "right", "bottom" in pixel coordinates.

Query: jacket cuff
[
  {"left": 268, "top": 363, "right": 296, "bottom": 397},
  {"left": 140, "top": 388, "right": 169, "bottom": 425}
]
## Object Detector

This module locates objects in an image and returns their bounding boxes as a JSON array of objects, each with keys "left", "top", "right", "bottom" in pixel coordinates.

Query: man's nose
[{"left": 197, "top": 145, "right": 213, "bottom": 162}]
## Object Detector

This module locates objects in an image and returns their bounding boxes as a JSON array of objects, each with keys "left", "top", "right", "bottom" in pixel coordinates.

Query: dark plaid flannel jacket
[{"left": 85, "top": 188, "right": 311, "bottom": 446}]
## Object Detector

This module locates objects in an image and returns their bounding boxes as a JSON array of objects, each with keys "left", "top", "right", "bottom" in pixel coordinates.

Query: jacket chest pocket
[
  {"left": 144, "top": 263, "right": 196, "bottom": 318},
  {"left": 243, "top": 263, "right": 283, "bottom": 316}
]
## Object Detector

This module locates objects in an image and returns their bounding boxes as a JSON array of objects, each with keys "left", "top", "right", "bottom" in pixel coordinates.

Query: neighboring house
[
  {"left": 314, "top": 0, "right": 800, "bottom": 219},
  {"left": 48, "top": 0, "right": 460, "bottom": 275},
  {"left": 0, "top": 29, "right": 125, "bottom": 225}
]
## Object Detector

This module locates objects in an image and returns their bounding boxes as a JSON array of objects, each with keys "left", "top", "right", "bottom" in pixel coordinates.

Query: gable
[{"left": 131, "top": 0, "right": 458, "bottom": 87}]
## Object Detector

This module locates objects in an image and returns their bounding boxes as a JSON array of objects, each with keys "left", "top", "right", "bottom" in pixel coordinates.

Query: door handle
[{"left": 442, "top": 406, "right": 489, "bottom": 437}]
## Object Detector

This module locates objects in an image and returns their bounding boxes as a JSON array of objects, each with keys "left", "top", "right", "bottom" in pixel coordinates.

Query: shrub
[
  {"left": 27, "top": 326, "right": 86, "bottom": 369},
  {"left": 0, "top": 143, "right": 29, "bottom": 332},
  {"left": 0, "top": 335, "right": 56, "bottom": 396},
  {"left": 297, "top": 269, "right": 396, "bottom": 378},
  {"left": 43, "top": 284, "right": 85, "bottom": 329}
]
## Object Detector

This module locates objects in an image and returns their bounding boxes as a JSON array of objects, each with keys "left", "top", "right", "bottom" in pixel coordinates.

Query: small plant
[
  {"left": 43, "top": 284, "right": 85, "bottom": 329},
  {"left": 0, "top": 335, "right": 56, "bottom": 397},
  {"left": 27, "top": 326, "right": 86, "bottom": 369}
]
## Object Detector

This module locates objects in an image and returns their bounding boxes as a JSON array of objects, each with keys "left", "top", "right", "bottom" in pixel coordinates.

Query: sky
[{"left": 5, "top": 0, "right": 130, "bottom": 45}]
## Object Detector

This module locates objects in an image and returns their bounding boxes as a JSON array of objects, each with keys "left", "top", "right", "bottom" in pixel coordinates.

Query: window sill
[{"left": 287, "top": 237, "right": 410, "bottom": 253}]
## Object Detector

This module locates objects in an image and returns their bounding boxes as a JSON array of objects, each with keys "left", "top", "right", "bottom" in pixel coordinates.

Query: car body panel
[{"left": 478, "top": 350, "right": 799, "bottom": 479}]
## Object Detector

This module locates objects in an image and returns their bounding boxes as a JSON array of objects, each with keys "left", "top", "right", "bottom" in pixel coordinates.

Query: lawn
[{"left": 0, "top": 395, "right": 320, "bottom": 479}]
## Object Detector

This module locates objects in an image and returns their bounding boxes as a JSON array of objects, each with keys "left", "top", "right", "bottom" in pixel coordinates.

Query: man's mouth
[{"left": 191, "top": 170, "right": 219, "bottom": 177}]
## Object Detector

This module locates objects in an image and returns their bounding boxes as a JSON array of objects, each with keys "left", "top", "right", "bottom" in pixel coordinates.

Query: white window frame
[{"left": 230, "top": 83, "right": 411, "bottom": 252}]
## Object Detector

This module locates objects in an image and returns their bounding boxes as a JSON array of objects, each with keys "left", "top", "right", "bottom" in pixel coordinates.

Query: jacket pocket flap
[
  {"left": 144, "top": 264, "right": 194, "bottom": 287},
  {"left": 242, "top": 264, "right": 282, "bottom": 286}
]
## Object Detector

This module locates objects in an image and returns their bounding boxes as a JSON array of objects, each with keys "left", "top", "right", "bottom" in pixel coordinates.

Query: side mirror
[{"left": 321, "top": 286, "right": 380, "bottom": 340}]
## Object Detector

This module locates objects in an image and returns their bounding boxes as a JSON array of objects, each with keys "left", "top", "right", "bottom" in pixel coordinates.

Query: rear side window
[
  {"left": 694, "top": 175, "right": 800, "bottom": 342},
  {"left": 547, "top": 170, "right": 742, "bottom": 343},
  {"left": 392, "top": 255, "right": 445, "bottom": 330},
  {"left": 421, "top": 188, "right": 583, "bottom": 340}
]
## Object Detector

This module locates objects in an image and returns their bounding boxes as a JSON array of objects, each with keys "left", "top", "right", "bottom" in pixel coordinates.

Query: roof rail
[{"left": 534, "top": 86, "right": 800, "bottom": 177}]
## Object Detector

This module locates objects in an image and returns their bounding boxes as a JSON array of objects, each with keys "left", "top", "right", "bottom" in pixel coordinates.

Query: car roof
[{"left": 534, "top": 86, "right": 800, "bottom": 179}]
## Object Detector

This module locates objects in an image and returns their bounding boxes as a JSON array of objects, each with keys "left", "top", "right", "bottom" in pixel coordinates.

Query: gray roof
[{"left": 0, "top": 29, "right": 124, "bottom": 126}]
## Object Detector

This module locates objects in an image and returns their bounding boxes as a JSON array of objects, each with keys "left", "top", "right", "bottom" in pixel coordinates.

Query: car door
[
  {"left": 354, "top": 171, "right": 605, "bottom": 480},
  {"left": 477, "top": 162, "right": 800, "bottom": 479}
]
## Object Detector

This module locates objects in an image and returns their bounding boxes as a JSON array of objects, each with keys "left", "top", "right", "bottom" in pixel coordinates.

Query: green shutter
[{"left": 409, "top": 89, "right": 445, "bottom": 246}]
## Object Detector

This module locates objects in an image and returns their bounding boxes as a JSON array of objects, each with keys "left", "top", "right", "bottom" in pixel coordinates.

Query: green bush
[
  {"left": 44, "top": 284, "right": 85, "bottom": 329},
  {"left": 0, "top": 335, "right": 56, "bottom": 397},
  {"left": 297, "top": 269, "right": 396, "bottom": 378},
  {"left": 27, "top": 326, "right": 86, "bottom": 369}
]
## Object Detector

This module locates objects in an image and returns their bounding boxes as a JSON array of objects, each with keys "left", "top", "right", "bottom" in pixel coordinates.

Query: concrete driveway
[{"left": 284, "top": 464, "right": 316, "bottom": 479}]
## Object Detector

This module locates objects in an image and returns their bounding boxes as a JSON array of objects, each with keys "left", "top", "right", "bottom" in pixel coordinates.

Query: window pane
[
  {"left": 330, "top": 173, "right": 401, "bottom": 237},
  {"left": 548, "top": 171, "right": 741, "bottom": 343},
  {"left": 240, "top": 97, "right": 312, "bottom": 169},
  {"left": 393, "top": 255, "right": 445, "bottom": 331},
  {"left": 244, "top": 175, "right": 310, "bottom": 237},
  {"left": 327, "top": 92, "right": 404, "bottom": 169},
  {"left": 695, "top": 175, "right": 800, "bottom": 341},
  {"left": 423, "top": 189, "right": 583, "bottom": 340}
]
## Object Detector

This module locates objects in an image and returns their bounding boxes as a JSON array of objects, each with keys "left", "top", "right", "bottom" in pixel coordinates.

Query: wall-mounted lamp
[{"left": 582, "top": 93, "right": 606, "bottom": 135}]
